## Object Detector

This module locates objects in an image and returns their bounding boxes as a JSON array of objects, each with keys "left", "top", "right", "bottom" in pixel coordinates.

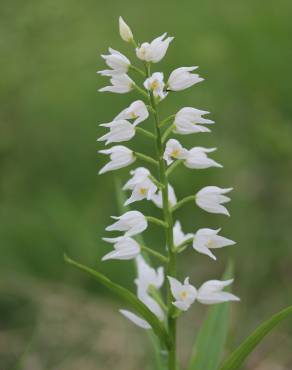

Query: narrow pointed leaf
[
  {"left": 219, "top": 305, "right": 292, "bottom": 370},
  {"left": 187, "top": 261, "right": 233, "bottom": 370},
  {"left": 64, "top": 254, "right": 171, "bottom": 348}
]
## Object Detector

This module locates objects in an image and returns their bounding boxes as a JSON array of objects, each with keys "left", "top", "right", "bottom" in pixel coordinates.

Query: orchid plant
[{"left": 65, "top": 16, "right": 292, "bottom": 370}]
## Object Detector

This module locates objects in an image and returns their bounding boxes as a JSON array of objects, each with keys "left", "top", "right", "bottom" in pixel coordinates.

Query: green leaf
[
  {"left": 114, "top": 177, "right": 167, "bottom": 370},
  {"left": 64, "top": 254, "right": 171, "bottom": 349},
  {"left": 187, "top": 261, "right": 234, "bottom": 370},
  {"left": 219, "top": 305, "right": 292, "bottom": 370}
]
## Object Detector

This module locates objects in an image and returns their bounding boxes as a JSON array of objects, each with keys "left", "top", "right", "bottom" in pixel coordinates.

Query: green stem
[
  {"left": 136, "top": 126, "right": 156, "bottom": 140},
  {"left": 148, "top": 174, "right": 165, "bottom": 189},
  {"left": 146, "top": 216, "right": 168, "bottom": 228},
  {"left": 129, "top": 64, "right": 146, "bottom": 77},
  {"left": 130, "top": 39, "right": 138, "bottom": 48},
  {"left": 141, "top": 245, "right": 169, "bottom": 263},
  {"left": 159, "top": 114, "right": 176, "bottom": 128},
  {"left": 146, "top": 62, "right": 177, "bottom": 370},
  {"left": 146, "top": 104, "right": 155, "bottom": 114},
  {"left": 166, "top": 159, "right": 183, "bottom": 177},
  {"left": 133, "top": 83, "right": 149, "bottom": 99},
  {"left": 171, "top": 195, "right": 196, "bottom": 213},
  {"left": 149, "top": 286, "right": 168, "bottom": 312},
  {"left": 135, "top": 152, "right": 159, "bottom": 167},
  {"left": 162, "top": 124, "right": 174, "bottom": 143},
  {"left": 176, "top": 237, "right": 194, "bottom": 253}
]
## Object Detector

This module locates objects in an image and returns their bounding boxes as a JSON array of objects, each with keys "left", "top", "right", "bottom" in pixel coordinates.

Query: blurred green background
[{"left": 1, "top": 0, "right": 292, "bottom": 369}]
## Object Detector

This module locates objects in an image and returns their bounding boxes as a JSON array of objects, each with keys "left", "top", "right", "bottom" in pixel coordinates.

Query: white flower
[
  {"left": 119, "top": 287, "right": 164, "bottom": 330},
  {"left": 124, "top": 178, "right": 157, "bottom": 206},
  {"left": 193, "top": 228, "right": 236, "bottom": 260},
  {"left": 123, "top": 167, "right": 150, "bottom": 190},
  {"left": 151, "top": 184, "right": 177, "bottom": 208},
  {"left": 163, "top": 139, "right": 188, "bottom": 165},
  {"left": 144, "top": 72, "right": 167, "bottom": 100},
  {"left": 114, "top": 100, "right": 149, "bottom": 126},
  {"left": 136, "top": 33, "right": 174, "bottom": 63},
  {"left": 196, "top": 186, "right": 233, "bottom": 216},
  {"left": 123, "top": 168, "right": 156, "bottom": 206},
  {"left": 197, "top": 279, "right": 240, "bottom": 304},
  {"left": 184, "top": 147, "right": 222, "bottom": 169},
  {"left": 99, "top": 74, "right": 134, "bottom": 93},
  {"left": 119, "top": 256, "right": 165, "bottom": 331},
  {"left": 167, "top": 67, "right": 203, "bottom": 91},
  {"left": 102, "top": 236, "right": 140, "bottom": 261},
  {"left": 99, "top": 48, "right": 130, "bottom": 75},
  {"left": 99, "top": 145, "right": 135, "bottom": 174},
  {"left": 174, "top": 107, "right": 214, "bottom": 134},
  {"left": 119, "top": 309, "right": 151, "bottom": 329},
  {"left": 168, "top": 276, "right": 197, "bottom": 311},
  {"left": 135, "top": 255, "right": 164, "bottom": 292},
  {"left": 138, "top": 288, "right": 164, "bottom": 320},
  {"left": 119, "top": 16, "right": 134, "bottom": 43},
  {"left": 173, "top": 221, "right": 193, "bottom": 248},
  {"left": 98, "top": 120, "right": 135, "bottom": 145},
  {"left": 168, "top": 277, "right": 239, "bottom": 311},
  {"left": 106, "top": 211, "right": 148, "bottom": 237}
]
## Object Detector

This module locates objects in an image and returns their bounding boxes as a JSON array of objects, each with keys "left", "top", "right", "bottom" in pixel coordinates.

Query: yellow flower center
[
  {"left": 139, "top": 187, "right": 147, "bottom": 195},
  {"left": 179, "top": 291, "right": 188, "bottom": 300},
  {"left": 130, "top": 111, "right": 137, "bottom": 119},
  {"left": 171, "top": 149, "right": 180, "bottom": 158},
  {"left": 150, "top": 80, "right": 159, "bottom": 90},
  {"left": 206, "top": 239, "right": 215, "bottom": 248}
]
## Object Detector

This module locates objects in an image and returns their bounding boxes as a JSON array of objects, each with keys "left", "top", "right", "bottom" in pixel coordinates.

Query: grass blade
[
  {"left": 219, "top": 305, "right": 292, "bottom": 370},
  {"left": 64, "top": 254, "right": 171, "bottom": 349},
  {"left": 187, "top": 261, "right": 233, "bottom": 370}
]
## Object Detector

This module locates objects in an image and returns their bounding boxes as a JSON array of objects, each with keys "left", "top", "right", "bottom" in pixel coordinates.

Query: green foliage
[
  {"left": 187, "top": 262, "right": 233, "bottom": 370},
  {"left": 219, "top": 305, "right": 292, "bottom": 370},
  {"left": 64, "top": 254, "right": 171, "bottom": 349}
]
